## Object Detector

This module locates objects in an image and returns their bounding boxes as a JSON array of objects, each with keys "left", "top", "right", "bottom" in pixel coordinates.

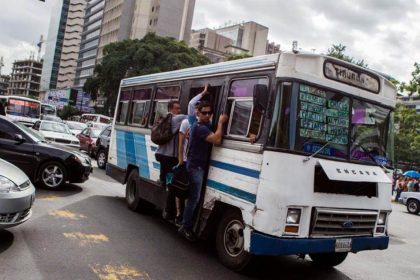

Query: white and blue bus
[
  {"left": 0, "top": 95, "right": 41, "bottom": 126},
  {"left": 106, "top": 52, "right": 396, "bottom": 270}
]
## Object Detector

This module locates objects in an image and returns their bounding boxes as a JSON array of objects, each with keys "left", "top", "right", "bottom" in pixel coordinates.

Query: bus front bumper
[{"left": 249, "top": 232, "right": 389, "bottom": 256}]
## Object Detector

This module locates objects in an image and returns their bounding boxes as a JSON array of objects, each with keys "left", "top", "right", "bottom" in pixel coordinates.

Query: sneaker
[
  {"left": 178, "top": 226, "right": 195, "bottom": 241},
  {"left": 174, "top": 216, "right": 183, "bottom": 227}
]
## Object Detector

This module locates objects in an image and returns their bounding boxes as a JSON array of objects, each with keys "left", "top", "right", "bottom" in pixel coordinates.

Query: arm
[
  {"left": 187, "top": 84, "right": 209, "bottom": 116},
  {"left": 206, "top": 114, "right": 228, "bottom": 145}
]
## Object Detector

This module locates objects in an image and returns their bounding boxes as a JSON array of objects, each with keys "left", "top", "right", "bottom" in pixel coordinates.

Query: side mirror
[
  {"left": 14, "top": 134, "right": 25, "bottom": 144},
  {"left": 253, "top": 84, "right": 269, "bottom": 113}
]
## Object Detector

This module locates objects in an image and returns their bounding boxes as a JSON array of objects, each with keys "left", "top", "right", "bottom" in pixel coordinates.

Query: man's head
[
  {"left": 168, "top": 100, "right": 181, "bottom": 115},
  {"left": 197, "top": 101, "right": 212, "bottom": 123}
]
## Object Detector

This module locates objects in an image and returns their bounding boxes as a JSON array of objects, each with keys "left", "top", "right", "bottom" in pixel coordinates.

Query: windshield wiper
[
  {"left": 303, "top": 141, "right": 332, "bottom": 163},
  {"left": 352, "top": 141, "right": 387, "bottom": 170}
]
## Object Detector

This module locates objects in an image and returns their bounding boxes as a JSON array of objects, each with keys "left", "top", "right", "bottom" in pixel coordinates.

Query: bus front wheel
[
  {"left": 215, "top": 209, "right": 252, "bottom": 271},
  {"left": 309, "top": 252, "right": 348, "bottom": 267},
  {"left": 125, "top": 169, "right": 151, "bottom": 213}
]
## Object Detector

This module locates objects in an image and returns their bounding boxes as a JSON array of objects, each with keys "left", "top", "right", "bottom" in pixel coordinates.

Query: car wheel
[
  {"left": 215, "top": 209, "right": 252, "bottom": 271},
  {"left": 38, "top": 161, "right": 66, "bottom": 189},
  {"left": 125, "top": 169, "right": 153, "bottom": 213},
  {"left": 407, "top": 199, "right": 420, "bottom": 214},
  {"left": 97, "top": 149, "right": 107, "bottom": 169},
  {"left": 309, "top": 252, "right": 348, "bottom": 267}
]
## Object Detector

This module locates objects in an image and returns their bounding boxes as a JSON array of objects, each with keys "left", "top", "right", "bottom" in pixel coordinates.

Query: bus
[
  {"left": 41, "top": 103, "right": 57, "bottom": 116},
  {"left": 106, "top": 52, "right": 396, "bottom": 270},
  {"left": 0, "top": 95, "right": 41, "bottom": 126},
  {"left": 80, "top": 113, "right": 111, "bottom": 124}
]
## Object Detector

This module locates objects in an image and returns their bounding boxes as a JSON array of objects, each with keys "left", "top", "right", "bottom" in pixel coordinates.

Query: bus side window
[
  {"left": 149, "top": 86, "right": 180, "bottom": 126},
  {"left": 226, "top": 77, "right": 269, "bottom": 139},
  {"left": 116, "top": 89, "right": 132, "bottom": 125},
  {"left": 129, "top": 88, "right": 152, "bottom": 127}
]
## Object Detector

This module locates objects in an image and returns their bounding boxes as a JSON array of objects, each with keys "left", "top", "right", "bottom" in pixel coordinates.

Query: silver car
[
  {"left": 398, "top": 192, "right": 420, "bottom": 215},
  {"left": 0, "top": 158, "right": 35, "bottom": 228}
]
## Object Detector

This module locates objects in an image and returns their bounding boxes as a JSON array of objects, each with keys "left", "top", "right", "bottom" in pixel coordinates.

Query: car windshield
[
  {"left": 14, "top": 121, "right": 45, "bottom": 142},
  {"left": 40, "top": 122, "right": 72, "bottom": 134},
  {"left": 68, "top": 122, "right": 87, "bottom": 130}
]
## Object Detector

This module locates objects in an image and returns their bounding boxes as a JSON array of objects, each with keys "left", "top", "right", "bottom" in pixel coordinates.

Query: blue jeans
[{"left": 182, "top": 167, "right": 204, "bottom": 230}]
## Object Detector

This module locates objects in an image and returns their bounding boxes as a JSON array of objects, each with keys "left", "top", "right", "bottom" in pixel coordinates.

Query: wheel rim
[
  {"left": 42, "top": 165, "right": 64, "bottom": 188},
  {"left": 223, "top": 219, "right": 245, "bottom": 257},
  {"left": 128, "top": 179, "right": 137, "bottom": 203},
  {"left": 408, "top": 201, "right": 418, "bottom": 212},
  {"left": 98, "top": 152, "right": 106, "bottom": 167}
]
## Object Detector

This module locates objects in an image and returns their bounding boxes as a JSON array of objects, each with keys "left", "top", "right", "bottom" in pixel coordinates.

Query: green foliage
[
  {"left": 326, "top": 44, "right": 368, "bottom": 68},
  {"left": 58, "top": 105, "right": 80, "bottom": 120},
  {"left": 399, "top": 62, "right": 420, "bottom": 96},
  {"left": 226, "top": 53, "right": 252, "bottom": 61},
  {"left": 84, "top": 33, "right": 211, "bottom": 114},
  {"left": 83, "top": 77, "right": 99, "bottom": 101},
  {"left": 394, "top": 103, "right": 420, "bottom": 166}
]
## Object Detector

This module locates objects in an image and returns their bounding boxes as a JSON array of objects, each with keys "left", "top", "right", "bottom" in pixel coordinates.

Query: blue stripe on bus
[
  {"left": 210, "top": 160, "right": 260, "bottom": 179},
  {"left": 116, "top": 130, "right": 127, "bottom": 168},
  {"left": 153, "top": 162, "right": 160, "bottom": 170},
  {"left": 125, "top": 131, "right": 136, "bottom": 166},
  {"left": 207, "top": 179, "right": 256, "bottom": 204},
  {"left": 133, "top": 133, "right": 150, "bottom": 179}
]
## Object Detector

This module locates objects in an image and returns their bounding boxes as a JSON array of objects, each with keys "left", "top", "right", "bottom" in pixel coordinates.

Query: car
[
  {"left": 85, "top": 121, "right": 108, "bottom": 131},
  {"left": 398, "top": 192, "right": 420, "bottom": 214},
  {"left": 66, "top": 121, "right": 87, "bottom": 136},
  {"left": 0, "top": 158, "right": 35, "bottom": 228},
  {"left": 0, "top": 115, "right": 92, "bottom": 189},
  {"left": 32, "top": 120, "right": 80, "bottom": 148},
  {"left": 77, "top": 127, "right": 102, "bottom": 157},
  {"left": 41, "top": 115, "right": 63, "bottom": 123},
  {"left": 95, "top": 125, "right": 112, "bottom": 169}
]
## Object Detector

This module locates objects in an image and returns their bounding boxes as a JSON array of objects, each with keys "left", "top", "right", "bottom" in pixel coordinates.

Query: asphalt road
[{"left": 1, "top": 164, "right": 419, "bottom": 280}]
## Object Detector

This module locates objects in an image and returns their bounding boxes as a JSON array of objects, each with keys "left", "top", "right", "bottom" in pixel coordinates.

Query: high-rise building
[
  {"left": 8, "top": 58, "right": 43, "bottom": 97},
  {"left": 41, "top": 0, "right": 87, "bottom": 91},
  {"left": 190, "top": 28, "right": 233, "bottom": 63},
  {"left": 96, "top": 0, "right": 196, "bottom": 61},
  {"left": 214, "top": 21, "right": 269, "bottom": 56},
  {"left": 73, "top": 0, "right": 105, "bottom": 89},
  {"left": 0, "top": 75, "right": 10, "bottom": 95}
]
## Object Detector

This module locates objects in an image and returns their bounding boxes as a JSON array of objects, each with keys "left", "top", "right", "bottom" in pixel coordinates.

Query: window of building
[
  {"left": 116, "top": 89, "right": 131, "bottom": 124},
  {"left": 226, "top": 77, "right": 268, "bottom": 139},
  {"left": 129, "top": 88, "right": 152, "bottom": 127},
  {"left": 149, "top": 86, "right": 180, "bottom": 126}
]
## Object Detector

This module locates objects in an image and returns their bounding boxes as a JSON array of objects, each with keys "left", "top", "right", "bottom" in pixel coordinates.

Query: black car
[
  {"left": 95, "top": 125, "right": 112, "bottom": 169},
  {"left": 0, "top": 116, "right": 92, "bottom": 189}
]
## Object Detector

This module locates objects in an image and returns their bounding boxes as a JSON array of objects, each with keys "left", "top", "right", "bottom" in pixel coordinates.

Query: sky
[{"left": 0, "top": 0, "right": 419, "bottom": 84}]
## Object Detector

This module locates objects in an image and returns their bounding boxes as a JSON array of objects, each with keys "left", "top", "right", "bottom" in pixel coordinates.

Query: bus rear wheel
[
  {"left": 125, "top": 169, "right": 152, "bottom": 213},
  {"left": 215, "top": 209, "right": 252, "bottom": 271},
  {"left": 309, "top": 252, "right": 348, "bottom": 267}
]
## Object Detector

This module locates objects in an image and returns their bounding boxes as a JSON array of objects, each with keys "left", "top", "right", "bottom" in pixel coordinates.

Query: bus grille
[{"left": 310, "top": 208, "right": 377, "bottom": 237}]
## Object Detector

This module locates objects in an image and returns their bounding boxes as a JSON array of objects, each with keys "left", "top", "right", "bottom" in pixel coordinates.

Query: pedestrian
[
  {"left": 414, "top": 179, "right": 419, "bottom": 192},
  {"left": 395, "top": 180, "right": 403, "bottom": 201},
  {"left": 408, "top": 178, "right": 415, "bottom": 192},
  {"left": 179, "top": 101, "right": 228, "bottom": 240}
]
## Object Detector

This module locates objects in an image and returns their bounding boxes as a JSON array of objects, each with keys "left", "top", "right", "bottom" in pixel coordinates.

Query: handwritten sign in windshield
[{"left": 299, "top": 85, "right": 349, "bottom": 145}]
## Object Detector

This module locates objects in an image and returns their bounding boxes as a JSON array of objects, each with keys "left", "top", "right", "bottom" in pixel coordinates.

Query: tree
[
  {"left": 58, "top": 105, "right": 80, "bottom": 120},
  {"left": 400, "top": 62, "right": 420, "bottom": 96},
  {"left": 394, "top": 103, "right": 420, "bottom": 167},
  {"left": 326, "top": 44, "right": 368, "bottom": 68},
  {"left": 84, "top": 33, "right": 211, "bottom": 115},
  {"left": 226, "top": 53, "right": 252, "bottom": 61}
]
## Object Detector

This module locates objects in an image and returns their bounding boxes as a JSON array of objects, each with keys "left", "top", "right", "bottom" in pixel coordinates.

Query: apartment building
[
  {"left": 8, "top": 59, "right": 43, "bottom": 97},
  {"left": 190, "top": 28, "right": 233, "bottom": 63},
  {"left": 398, "top": 95, "right": 420, "bottom": 113},
  {"left": 0, "top": 75, "right": 10, "bottom": 95}
]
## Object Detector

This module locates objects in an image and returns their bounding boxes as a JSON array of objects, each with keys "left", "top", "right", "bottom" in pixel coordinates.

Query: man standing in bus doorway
[{"left": 179, "top": 101, "right": 228, "bottom": 240}]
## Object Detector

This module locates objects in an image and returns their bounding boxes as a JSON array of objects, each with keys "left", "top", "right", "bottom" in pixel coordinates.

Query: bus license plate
[{"left": 335, "top": 239, "right": 352, "bottom": 252}]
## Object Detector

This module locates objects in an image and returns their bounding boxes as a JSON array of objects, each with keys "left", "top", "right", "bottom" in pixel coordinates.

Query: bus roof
[{"left": 0, "top": 95, "right": 41, "bottom": 103}]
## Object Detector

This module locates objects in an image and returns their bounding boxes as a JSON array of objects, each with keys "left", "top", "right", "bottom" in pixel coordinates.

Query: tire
[
  {"left": 215, "top": 209, "right": 252, "bottom": 271},
  {"left": 125, "top": 169, "right": 153, "bottom": 213},
  {"left": 96, "top": 149, "right": 107, "bottom": 169},
  {"left": 407, "top": 199, "right": 420, "bottom": 214},
  {"left": 38, "top": 161, "right": 67, "bottom": 189},
  {"left": 309, "top": 252, "right": 348, "bottom": 267}
]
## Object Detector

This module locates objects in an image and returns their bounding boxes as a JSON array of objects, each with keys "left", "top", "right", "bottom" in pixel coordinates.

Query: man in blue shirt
[{"left": 179, "top": 101, "right": 228, "bottom": 240}]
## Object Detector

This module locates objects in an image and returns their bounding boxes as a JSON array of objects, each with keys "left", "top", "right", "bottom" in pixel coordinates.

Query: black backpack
[{"left": 151, "top": 113, "right": 173, "bottom": 145}]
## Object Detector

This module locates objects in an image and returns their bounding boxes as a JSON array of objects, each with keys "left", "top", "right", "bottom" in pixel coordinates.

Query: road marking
[
  {"left": 63, "top": 232, "right": 109, "bottom": 246},
  {"left": 90, "top": 264, "right": 150, "bottom": 280},
  {"left": 49, "top": 209, "right": 87, "bottom": 220},
  {"left": 37, "top": 194, "right": 59, "bottom": 201}
]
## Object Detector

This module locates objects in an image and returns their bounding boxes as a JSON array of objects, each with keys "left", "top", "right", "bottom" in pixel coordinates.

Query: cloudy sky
[{"left": 0, "top": 0, "right": 419, "bottom": 84}]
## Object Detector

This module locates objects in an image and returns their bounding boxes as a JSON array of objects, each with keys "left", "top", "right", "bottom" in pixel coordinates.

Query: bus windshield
[{"left": 7, "top": 98, "right": 40, "bottom": 118}]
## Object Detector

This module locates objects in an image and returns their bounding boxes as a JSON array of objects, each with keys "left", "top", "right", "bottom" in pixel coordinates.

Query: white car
[
  {"left": 398, "top": 192, "right": 420, "bottom": 214},
  {"left": 0, "top": 158, "right": 35, "bottom": 228},
  {"left": 66, "top": 121, "right": 87, "bottom": 136},
  {"left": 32, "top": 120, "right": 80, "bottom": 148}
]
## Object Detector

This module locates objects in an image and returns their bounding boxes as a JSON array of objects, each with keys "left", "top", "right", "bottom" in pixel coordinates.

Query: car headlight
[
  {"left": 286, "top": 208, "right": 301, "bottom": 224},
  {"left": 0, "top": 175, "right": 20, "bottom": 193},
  {"left": 45, "top": 137, "right": 54, "bottom": 141},
  {"left": 377, "top": 212, "right": 387, "bottom": 225}
]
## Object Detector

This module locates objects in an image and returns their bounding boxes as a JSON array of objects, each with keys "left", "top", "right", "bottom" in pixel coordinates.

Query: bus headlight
[
  {"left": 377, "top": 212, "right": 387, "bottom": 225},
  {"left": 286, "top": 208, "right": 301, "bottom": 224}
]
